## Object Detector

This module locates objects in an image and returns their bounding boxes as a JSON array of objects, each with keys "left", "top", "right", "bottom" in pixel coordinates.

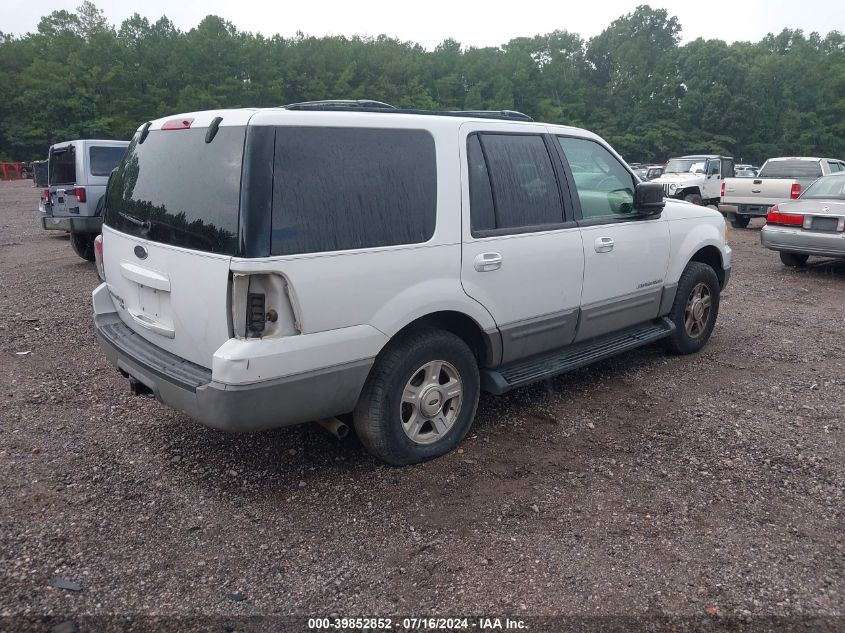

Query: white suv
[{"left": 92, "top": 103, "right": 732, "bottom": 465}]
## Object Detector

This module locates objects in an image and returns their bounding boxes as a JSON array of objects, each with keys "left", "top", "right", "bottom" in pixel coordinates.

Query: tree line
[{"left": 1, "top": 2, "right": 843, "bottom": 164}]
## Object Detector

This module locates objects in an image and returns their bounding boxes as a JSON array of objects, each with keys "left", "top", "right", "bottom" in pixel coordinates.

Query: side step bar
[{"left": 482, "top": 317, "right": 676, "bottom": 394}]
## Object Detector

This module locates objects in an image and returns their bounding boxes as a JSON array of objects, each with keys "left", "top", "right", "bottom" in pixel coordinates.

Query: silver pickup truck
[{"left": 719, "top": 157, "right": 845, "bottom": 228}]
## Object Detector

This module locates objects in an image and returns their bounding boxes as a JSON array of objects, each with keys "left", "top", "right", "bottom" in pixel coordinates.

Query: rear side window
[
  {"left": 49, "top": 146, "right": 76, "bottom": 185},
  {"left": 759, "top": 160, "right": 823, "bottom": 179},
  {"left": 468, "top": 133, "right": 564, "bottom": 235},
  {"left": 89, "top": 146, "right": 126, "bottom": 176},
  {"left": 104, "top": 127, "right": 244, "bottom": 255},
  {"left": 270, "top": 127, "right": 436, "bottom": 256}
]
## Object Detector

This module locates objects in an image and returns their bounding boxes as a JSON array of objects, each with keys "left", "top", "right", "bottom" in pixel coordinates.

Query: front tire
[
  {"left": 70, "top": 232, "right": 96, "bottom": 261},
  {"left": 665, "top": 262, "right": 720, "bottom": 355},
  {"left": 354, "top": 328, "right": 480, "bottom": 466},
  {"left": 779, "top": 252, "right": 809, "bottom": 267},
  {"left": 684, "top": 193, "right": 703, "bottom": 205}
]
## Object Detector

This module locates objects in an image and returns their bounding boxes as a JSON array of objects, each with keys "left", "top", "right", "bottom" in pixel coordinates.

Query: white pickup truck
[{"left": 719, "top": 157, "right": 845, "bottom": 228}]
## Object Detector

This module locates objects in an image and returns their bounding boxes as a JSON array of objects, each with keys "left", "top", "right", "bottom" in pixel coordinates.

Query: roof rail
[
  {"left": 450, "top": 110, "right": 533, "bottom": 122},
  {"left": 279, "top": 100, "right": 534, "bottom": 122},
  {"left": 282, "top": 99, "right": 397, "bottom": 110}
]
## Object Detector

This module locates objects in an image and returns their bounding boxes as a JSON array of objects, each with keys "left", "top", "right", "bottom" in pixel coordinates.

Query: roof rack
[
  {"left": 279, "top": 100, "right": 534, "bottom": 122},
  {"left": 282, "top": 99, "right": 397, "bottom": 110}
]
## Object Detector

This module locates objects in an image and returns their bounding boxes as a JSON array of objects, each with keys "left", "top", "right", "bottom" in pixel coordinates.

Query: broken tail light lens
[{"left": 94, "top": 234, "right": 105, "bottom": 280}]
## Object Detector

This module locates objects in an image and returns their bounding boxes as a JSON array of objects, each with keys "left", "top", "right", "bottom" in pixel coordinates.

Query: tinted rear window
[
  {"left": 104, "top": 127, "right": 244, "bottom": 254},
  {"left": 470, "top": 133, "right": 564, "bottom": 234},
  {"left": 89, "top": 146, "right": 126, "bottom": 176},
  {"left": 270, "top": 127, "right": 436, "bottom": 256},
  {"left": 49, "top": 146, "right": 76, "bottom": 185},
  {"left": 759, "top": 160, "right": 823, "bottom": 179}
]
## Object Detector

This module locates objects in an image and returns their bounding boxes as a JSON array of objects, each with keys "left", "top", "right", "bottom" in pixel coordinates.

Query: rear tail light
[
  {"left": 720, "top": 181, "right": 725, "bottom": 197},
  {"left": 94, "top": 234, "right": 105, "bottom": 280},
  {"left": 790, "top": 183, "right": 801, "bottom": 199},
  {"left": 767, "top": 205, "right": 804, "bottom": 226},
  {"left": 43, "top": 188, "right": 50, "bottom": 202},
  {"left": 74, "top": 186, "right": 86, "bottom": 202},
  {"left": 231, "top": 273, "right": 298, "bottom": 340}
]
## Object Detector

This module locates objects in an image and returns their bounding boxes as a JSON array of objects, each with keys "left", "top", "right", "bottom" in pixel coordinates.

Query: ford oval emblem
[{"left": 134, "top": 245, "right": 148, "bottom": 260}]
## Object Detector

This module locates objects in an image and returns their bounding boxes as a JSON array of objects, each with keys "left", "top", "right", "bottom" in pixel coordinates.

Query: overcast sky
[{"left": 1, "top": 0, "right": 842, "bottom": 48}]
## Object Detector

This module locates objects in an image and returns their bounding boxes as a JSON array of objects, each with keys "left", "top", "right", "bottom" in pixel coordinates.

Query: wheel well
[
  {"left": 690, "top": 246, "right": 724, "bottom": 286},
  {"left": 679, "top": 187, "right": 702, "bottom": 198},
  {"left": 395, "top": 311, "right": 492, "bottom": 367}
]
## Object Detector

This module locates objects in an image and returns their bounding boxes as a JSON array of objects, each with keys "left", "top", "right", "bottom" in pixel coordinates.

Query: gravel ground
[{"left": 1, "top": 180, "right": 843, "bottom": 630}]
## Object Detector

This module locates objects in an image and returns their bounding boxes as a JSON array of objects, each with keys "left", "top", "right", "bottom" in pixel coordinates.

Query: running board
[{"left": 482, "top": 317, "right": 675, "bottom": 394}]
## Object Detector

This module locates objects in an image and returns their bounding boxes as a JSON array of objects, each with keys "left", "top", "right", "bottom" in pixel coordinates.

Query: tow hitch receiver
[{"left": 128, "top": 378, "right": 154, "bottom": 397}]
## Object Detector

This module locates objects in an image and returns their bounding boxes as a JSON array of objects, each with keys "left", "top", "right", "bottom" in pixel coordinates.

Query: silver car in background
[{"left": 761, "top": 173, "right": 845, "bottom": 266}]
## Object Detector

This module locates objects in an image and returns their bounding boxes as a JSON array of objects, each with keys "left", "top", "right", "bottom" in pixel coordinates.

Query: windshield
[
  {"left": 664, "top": 158, "right": 705, "bottom": 174},
  {"left": 104, "top": 127, "right": 244, "bottom": 254},
  {"left": 801, "top": 175, "right": 845, "bottom": 199},
  {"left": 759, "top": 160, "right": 822, "bottom": 179}
]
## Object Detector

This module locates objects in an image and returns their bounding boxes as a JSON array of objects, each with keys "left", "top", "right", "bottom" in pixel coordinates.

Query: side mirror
[{"left": 634, "top": 182, "right": 665, "bottom": 216}]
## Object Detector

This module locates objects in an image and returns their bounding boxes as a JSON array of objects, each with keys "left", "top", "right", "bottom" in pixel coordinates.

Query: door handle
[
  {"left": 474, "top": 252, "right": 502, "bottom": 272},
  {"left": 594, "top": 237, "right": 614, "bottom": 253}
]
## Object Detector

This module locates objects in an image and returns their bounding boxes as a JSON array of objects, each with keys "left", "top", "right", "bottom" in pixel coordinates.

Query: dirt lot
[{"left": 1, "top": 180, "right": 843, "bottom": 629}]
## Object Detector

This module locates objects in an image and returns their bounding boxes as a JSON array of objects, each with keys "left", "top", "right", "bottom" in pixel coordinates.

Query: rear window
[
  {"left": 801, "top": 175, "right": 845, "bottom": 199},
  {"left": 270, "top": 127, "right": 436, "bottom": 256},
  {"left": 759, "top": 160, "right": 823, "bottom": 179},
  {"left": 104, "top": 127, "right": 244, "bottom": 255},
  {"left": 89, "top": 146, "right": 126, "bottom": 176},
  {"left": 49, "top": 146, "right": 76, "bottom": 185}
]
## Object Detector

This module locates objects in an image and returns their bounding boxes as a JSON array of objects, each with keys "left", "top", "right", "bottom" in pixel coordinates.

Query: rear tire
[
  {"left": 779, "top": 252, "right": 809, "bottom": 267},
  {"left": 353, "top": 327, "right": 480, "bottom": 466},
  {"left": 665, "top": 262, "right": 720, "bottom": 355},
  {"left": 684, "top": 193, "right": 703, "bottom": 205},
  {"left": 70, "top": 232, "right": 96, "bottom": 261},
  {"left": 730, "top": 214, "right": 751, "bottom": 229}
]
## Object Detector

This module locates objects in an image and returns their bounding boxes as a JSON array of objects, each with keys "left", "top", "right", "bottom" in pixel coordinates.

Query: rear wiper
[{"left": 118, "top": 212, "right": 151, "bottom": 232}]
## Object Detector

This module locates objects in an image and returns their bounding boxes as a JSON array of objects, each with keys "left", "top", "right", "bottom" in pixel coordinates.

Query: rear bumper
[
  {"left": 760, "top": 225, "right": 845, "bottom": 258},
  {"left": 718, "top": 203, "right": 773, "bottom": 217},
  {"left": 41, "top": 215, "right": 102, "bottom": 233},
  {"left": 93, "top": 310, "right": 373, "bottom": 432}
]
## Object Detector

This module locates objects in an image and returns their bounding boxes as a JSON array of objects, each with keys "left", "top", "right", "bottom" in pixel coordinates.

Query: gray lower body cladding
[{"left": 95, "top": 313, "right": 373, "bottom": 432}]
